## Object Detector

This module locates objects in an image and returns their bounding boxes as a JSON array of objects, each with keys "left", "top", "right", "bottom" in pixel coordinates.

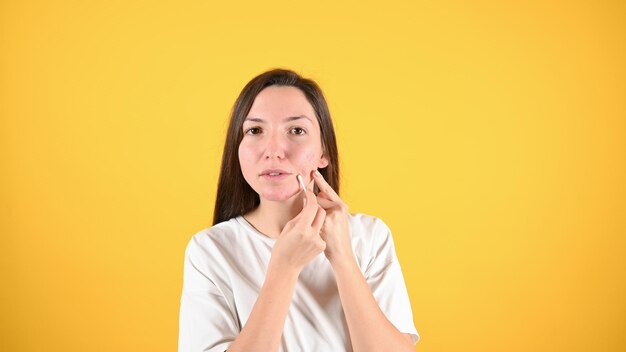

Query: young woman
[{"left": 178, "top": 69, "right": 419, "bottom": 352}]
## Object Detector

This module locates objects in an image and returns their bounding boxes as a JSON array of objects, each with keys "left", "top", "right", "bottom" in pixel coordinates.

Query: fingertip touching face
[{"left": 238, "top": 86, "right": 329, "bottom": 202}]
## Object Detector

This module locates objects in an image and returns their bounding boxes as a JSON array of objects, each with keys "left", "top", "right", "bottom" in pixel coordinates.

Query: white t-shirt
[{"left": 178, "top": 213, "right": 419, "bottom": 352}]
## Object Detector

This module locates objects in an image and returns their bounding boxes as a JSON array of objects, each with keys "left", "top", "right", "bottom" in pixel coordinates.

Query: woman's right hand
[{"left": 270, "top": 190, "right": 327, "bottom": 273}]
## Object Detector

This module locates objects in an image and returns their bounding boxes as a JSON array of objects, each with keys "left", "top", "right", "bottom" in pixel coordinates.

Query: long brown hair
[{"left": 212, "top": 68, "right": 340, "bottom": 225}]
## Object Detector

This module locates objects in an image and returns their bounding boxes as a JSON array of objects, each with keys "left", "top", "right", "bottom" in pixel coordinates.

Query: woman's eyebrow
[
  {"left": 285, "top": 115, "right": 312, "bottom": 123},
  {"left": 244, "top": 115, "right": 313, "bottom": 123}
]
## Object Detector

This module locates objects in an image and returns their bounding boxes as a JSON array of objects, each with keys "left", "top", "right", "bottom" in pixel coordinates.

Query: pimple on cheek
[
  {"left": 303, "top": 150, "right": 317, "bottom": 162},
  {"left": 299, "top": 151, "right": 321, "bottom": 177}
]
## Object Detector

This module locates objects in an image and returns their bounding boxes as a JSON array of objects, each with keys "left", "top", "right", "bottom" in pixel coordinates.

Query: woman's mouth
[
  {"left": 260, "top": 169, "right": 292, "bottom": 181},
  {"left": 261, "top": 173, "right": 290, "bottom": 180}
]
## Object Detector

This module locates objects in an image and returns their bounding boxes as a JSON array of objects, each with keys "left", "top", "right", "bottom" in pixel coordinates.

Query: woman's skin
[
  {"left": 227, "top": 86, "right": 414, "bottom": 352},
  {"left": 238, "top": 86, "right": 328, "bottom": 238}
]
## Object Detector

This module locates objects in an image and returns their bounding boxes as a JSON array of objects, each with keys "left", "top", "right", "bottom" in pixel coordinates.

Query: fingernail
[
  {"left": 303, "top": 196, "right": 307, "bottom": 207},
  {"left": 315, "top": 170, "right": 321, "bottom": 177}
]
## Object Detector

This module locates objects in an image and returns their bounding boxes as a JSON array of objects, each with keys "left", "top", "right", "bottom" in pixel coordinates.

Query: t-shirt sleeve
[
  {"left": 178, "top": 236, "right": 240, "bottom": 352},
  {"left": 364, "top": 219, "right": 420, "bottom": 345}
]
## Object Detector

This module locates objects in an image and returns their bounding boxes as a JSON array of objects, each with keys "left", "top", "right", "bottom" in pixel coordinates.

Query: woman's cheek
[
  {"left": 298, "top": 149, "right": 319, "bottom": 176},
  {"left": 238, "top": 144, "right": 255, "bottom": 179}
]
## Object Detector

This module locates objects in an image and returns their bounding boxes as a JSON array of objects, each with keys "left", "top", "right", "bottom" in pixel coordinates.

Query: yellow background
[{"left": 1, "top": 0, "right": 624, "bottom": 351}]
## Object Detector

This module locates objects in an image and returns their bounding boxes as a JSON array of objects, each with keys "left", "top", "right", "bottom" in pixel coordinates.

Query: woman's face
[{"left": 238, "top": 86, "right": 328, "bottom": 202}]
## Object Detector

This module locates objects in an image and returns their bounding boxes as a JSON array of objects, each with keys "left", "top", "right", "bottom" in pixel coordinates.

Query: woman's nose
[{"left": 263, "top": 133, "right": 286, "bottom": 159}]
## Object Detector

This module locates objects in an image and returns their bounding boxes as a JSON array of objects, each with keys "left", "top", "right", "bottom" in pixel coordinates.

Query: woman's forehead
[{"left": 247, "top": 86, "right": 316, "bottom": 120}]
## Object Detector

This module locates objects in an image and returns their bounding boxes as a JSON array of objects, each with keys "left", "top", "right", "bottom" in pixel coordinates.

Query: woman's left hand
[{"left": 311, "top": 170, "right": 354, "bottom": 265}]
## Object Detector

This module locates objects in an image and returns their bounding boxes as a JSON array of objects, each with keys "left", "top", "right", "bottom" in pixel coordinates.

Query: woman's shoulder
[
  {"left": 347, "top": 213, "right": 400, "bottom": 271},
  {"left": 348, "top": 212, "right": 392, "bottom": 235},
  {"left": 347, "top": 212, "right": 396, "bottom": 253},
  {"left": 184, "top": 217, "right": 244, "bottom": 252}
]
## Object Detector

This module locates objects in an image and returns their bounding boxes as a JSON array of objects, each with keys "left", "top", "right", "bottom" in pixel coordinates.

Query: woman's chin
[{"left": 260, "top": 189, "right": 299, "bottom": 203}]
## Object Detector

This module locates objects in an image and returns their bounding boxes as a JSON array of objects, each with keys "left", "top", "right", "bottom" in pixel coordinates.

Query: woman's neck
[{"left": 243, "top": 193, "right": 306, "bottom": 239}]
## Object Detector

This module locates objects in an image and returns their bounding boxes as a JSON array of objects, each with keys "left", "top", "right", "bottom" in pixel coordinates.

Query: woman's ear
[{"left": 318, "top": 153, "right": 329, "bottom": 168}]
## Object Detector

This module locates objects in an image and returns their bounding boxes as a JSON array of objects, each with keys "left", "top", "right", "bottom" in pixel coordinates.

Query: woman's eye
[
  {"left": 245, "top": 127, "right": 261, "bottom": 135},
  {"left": 290, "top": 127, "right": 306, "bottom": 135}
]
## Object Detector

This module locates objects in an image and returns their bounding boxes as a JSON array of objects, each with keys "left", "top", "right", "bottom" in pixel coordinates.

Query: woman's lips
[{"left": 260, "top": 173, "right": 291, "bottom": 181}]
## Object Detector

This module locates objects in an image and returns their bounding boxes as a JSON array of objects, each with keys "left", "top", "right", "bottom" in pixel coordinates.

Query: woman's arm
[
  {"left": 226, "top": 260, "right": 299, "bottom": 352},
  {"left": 331, "top": 256, "right": 415, "bottom": 352},
  {"left": 228, "top": 190, "right": 327, "bottom": 352},
  {"left": 310, "top": 170, "right": 415, "bottom": 352}
]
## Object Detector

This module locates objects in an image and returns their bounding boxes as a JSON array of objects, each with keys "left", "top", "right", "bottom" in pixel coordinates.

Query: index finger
[{"left": 311, "top": 170, "right": 340, "bottom": 201}]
